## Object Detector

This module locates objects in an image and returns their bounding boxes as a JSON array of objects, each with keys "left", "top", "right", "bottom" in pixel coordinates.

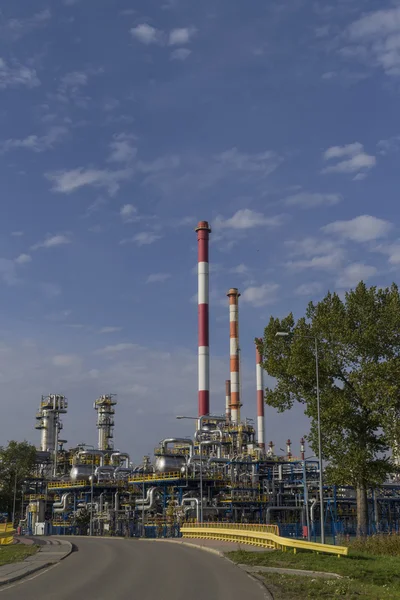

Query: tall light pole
[
  {"left": 80, "top": 443, "right": 95, "bottom": 536},
  {"left": 275, "top": 332, "right": 325, "bottom": 544},
  {"left": 11, "top": 466, "right": 18, "bottom": 526},
  {"left": 177, "top": 414, "right": 225, "bottom": 523}
]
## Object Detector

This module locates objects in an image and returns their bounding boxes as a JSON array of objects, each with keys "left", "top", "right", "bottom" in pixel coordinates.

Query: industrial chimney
[
  {"left": 255, "top": 339, "right": 265, "bottom": 450},
  {"left": 227, "top": 288, "right": 241, "bottom": 425},
  {"left": 196, "top": 221, "right": 211, "bottom": 417}
]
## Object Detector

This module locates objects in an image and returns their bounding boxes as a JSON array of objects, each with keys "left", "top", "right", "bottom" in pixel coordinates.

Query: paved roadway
[{"left": 0, "top": 538, "right": 267, "bottom": 600}]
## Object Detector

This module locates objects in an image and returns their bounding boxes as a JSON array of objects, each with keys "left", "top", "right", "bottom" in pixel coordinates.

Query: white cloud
[
  {"left": 11, "top": 231, "right": 24, "bottom": 237},
  {"left": 284, "top": 191, "right": 342, "bottom": 209},
  {"left": 32, "top": 234, "right": 71, "bottom": 250},
  {"left": 3, "top": 9, "right": 51, "bottom": 40},
  {"left": 377, "top": 135, "right": 400, "bottom": 155},
  {"left": 46, "top": 166, "right": 133, "bottom": 196},
  {"left": 285, "top": 237, "right": 340, "bottom": 258},
  {"left": 168, "top": 27, "right": 196, "bottom": 46},
  {"left": 287, "top": 251, "right": 344, "bottom": 271},
  {"left": 122, "top": 232, "right": 161, "bottom": 246},
  {"left": 322, "top": 215, "right": 392, "bottom": 242},
  {"left": 95, "top": 343, "right": 136, "bottom": 355},
  {"left": 0, "top": 58, "right": 40, "bottom": 89},
  {"left": 217, "top": 147, "right": 282, "bottom": 175},
  {"left": 108, "top": 133, "right": 137, "bottom": 163},
  {"left": 214, "top": 209, "right": 284, "bottom": 230},
  {"left": 170, "top": 48, "right": 192, "bottom": 61},
  {"left": 130, "top": 23, "right": 161, "bottom": 45},
  {"left": 241, "top": 283, "right": 280, "bottom": 308},
  {"left": 120, "top": 204, "right": 137, "bottom": 221},
  {"left": 0, "top": 259, "right": 19, "bottom": 285},
  {"left": 60, "top": 71, "right": 88, "bottom": 90},
  {"left": 52, "top": 354, "right": 81, "bottom": 367},
  {"left": 295, "top": 282, "right": 323, "bottom": 296},
  {"left": 1, "top": 126, "right": 68, "bottom": 154},
  {"left": 322, "top": 142, "right": 376, "bottom": 176},
  {"left": 337, "top": 263, "right": 377, "bottom": 288},
  {"left": 346, "top": 7, "right": 400, "bottom": 76},
  {"left": 41, "top": 283, "right": 61, "bottom": 298},
  {"left": 146, "top": 273, "right": 171, "bottom": 283},
  {"left": 230, "top": 264, "right": 249, "bottom": 275},
  {"left": 15, "top": 254, "right": 31, "bottom": 265},
  {"left": 98, "top": 327, "right": 122, "bottom": 334}
]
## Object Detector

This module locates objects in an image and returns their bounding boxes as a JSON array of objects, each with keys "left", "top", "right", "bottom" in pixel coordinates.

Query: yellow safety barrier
[
  {"left": 0, "top": 523, "right": 16, "bottom": 545},
  {"left": 180, "top": 523, "right": 348, "bottom": 557}
]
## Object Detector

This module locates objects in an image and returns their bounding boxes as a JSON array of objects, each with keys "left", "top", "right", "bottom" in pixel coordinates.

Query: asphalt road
[{"left": 0, "top": 538, "right": 267, "bottom": 600}]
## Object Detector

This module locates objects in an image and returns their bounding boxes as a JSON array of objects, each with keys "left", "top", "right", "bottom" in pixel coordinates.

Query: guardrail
[
  {"left": 180, "top": 523, "right": 348, "bottom": 557},
  {"left": 0, "top": 523, "right": 16, "bottom": 545}
]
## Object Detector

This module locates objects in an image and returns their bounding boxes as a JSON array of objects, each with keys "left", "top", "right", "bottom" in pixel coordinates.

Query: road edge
[{"left": 0, "top": 539, "right": 73, "bottom": 588}]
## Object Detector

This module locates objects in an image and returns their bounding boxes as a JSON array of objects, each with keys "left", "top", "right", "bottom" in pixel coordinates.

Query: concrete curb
[{"left": 0, "top": 538, "right": 73, "bottom": 587}]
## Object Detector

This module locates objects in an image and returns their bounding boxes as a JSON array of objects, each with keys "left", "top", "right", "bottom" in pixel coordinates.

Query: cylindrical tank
[
  {"left": 155, "top": 456, "right": 185, "bottom": 473},
  {"left": 70, "top": 465, "right": 93, "bottom": 481}
]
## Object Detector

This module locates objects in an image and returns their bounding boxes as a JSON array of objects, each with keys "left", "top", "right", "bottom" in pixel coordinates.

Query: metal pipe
[
  {"left": 161, "top": 438, "right": 193, "bottom": 456},
  {"left": 196, "top": 220, "right": 211, "bottom": 417},
  {"left": 266, "top": 506, "right": 303, "bottom": 524},
  {"left": 227, "top": 288, "right": 241, "bottom": 424},
  {"left": 181, "top": 497, "right": 200, "bottom": 522},
  {"left": 114, "top": 467, "right": 131, "bottom": 481},
  {"left": 255, "top": 339, "right": 265, "bottom": 450}
]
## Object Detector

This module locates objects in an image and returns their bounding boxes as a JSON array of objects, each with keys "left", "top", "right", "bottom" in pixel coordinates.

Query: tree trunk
[{"left": 356, "top": 483, "right": 368, "bottom": 537}]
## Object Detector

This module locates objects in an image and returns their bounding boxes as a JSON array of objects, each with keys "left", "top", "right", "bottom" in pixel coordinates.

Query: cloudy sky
[{"left": 0, "top": 0, "right": 399, "bottom": 461}]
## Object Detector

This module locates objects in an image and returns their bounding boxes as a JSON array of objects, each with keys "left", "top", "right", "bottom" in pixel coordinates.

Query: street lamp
[
  {"left": 275, "top": 331, "right": 325, "bottom": 544},
  {"left": 80, "top": 443, "right": 95, "bottom": 536},
  {"left": 11, "top": 465, "right": 18, "bottom": 527},
  {"left": 176, "top": 414, "right": 225, "bottom": 523}
]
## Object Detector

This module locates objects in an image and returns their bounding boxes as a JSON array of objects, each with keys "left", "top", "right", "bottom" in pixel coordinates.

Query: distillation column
[
  {"left": 255, "top": 339, "right": 265, "bottom": 450},
  {"left": 94, "top": 394, "right": 117, "bottom": 451},
  {"left": 35, "top": 394, "right": 68, "bottom": 453},
  {"left": 227, "top": 288, "right": 241, "bottom": 425},
  {"left": 196, "top": 221, "right": 211, "bottom": 417}
]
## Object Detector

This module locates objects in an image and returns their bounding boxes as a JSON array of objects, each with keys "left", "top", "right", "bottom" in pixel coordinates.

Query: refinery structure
[{"left": 20, "top": 221, "right": 400, "bottom": 538}]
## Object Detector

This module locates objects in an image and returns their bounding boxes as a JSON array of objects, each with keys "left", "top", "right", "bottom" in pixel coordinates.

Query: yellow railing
[
  {"left": 0, "top": 523, "right": 16, "bottom": 545},
  {"left": 180, "top": 523, "right": 348, "bottom": 557}
]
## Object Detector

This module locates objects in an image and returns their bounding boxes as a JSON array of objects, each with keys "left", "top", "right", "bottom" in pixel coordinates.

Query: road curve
[{"left": 0, "top": 538, "right": 266, "bottom": 600}]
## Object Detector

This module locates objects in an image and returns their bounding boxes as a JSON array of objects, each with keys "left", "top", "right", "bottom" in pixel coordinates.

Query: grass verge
[
  {"left": 227, "top": 549, "right": 400, "bottom": 599},
  {"left": 0, "top": 545, "right": 39, "bottom": 566}
]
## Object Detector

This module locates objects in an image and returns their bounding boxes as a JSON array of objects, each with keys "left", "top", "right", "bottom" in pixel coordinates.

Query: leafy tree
[
  {"left": 258, "top": 282, "right": 400, "bottom": 535},
  {"left": 0, "top": 441, "right": 37, "bottom": 522}
]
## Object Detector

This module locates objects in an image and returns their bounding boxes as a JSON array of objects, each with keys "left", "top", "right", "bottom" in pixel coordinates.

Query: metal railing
[
  {"left": 0, "top": 523, "right": 16, "bottom": 545},
  {"left": 180, "top": 523, "right": 348, "bottom": 557}
]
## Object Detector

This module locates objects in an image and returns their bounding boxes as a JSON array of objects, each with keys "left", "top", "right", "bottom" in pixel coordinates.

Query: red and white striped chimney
[
  {"left": 196, "top": 221, "right": 211, "bottom": 417},
  {"left": 227, "top": 288, "right": 241, "bottom": 425},
  {"left": 255, "top": 339, "right": 265, "bottom": 450},
  {"left": 225, "top": 380, "right": 231, "bottom": 422}
]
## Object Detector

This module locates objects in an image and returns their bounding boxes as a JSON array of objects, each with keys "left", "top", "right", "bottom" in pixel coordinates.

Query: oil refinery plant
[{"left": 19, "top": 221, "right": 400, "bottom": 539}]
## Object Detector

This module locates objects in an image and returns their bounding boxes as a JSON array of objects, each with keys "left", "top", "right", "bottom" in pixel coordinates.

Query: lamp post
[
  {"left": 177, "top": 414, "right": 225, "bottom": 523},
  {"left": 275, "top": 332, "right": 325, "bottom": 544},
  {"left": 80, "top": 443, "right": 95, "bottom": 536},
  {"left": 11, "top": 466, "right": 18, "bottom": 526}
]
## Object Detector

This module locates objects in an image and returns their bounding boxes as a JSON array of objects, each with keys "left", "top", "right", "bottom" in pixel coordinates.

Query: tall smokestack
[
  {"left": 225, "top": 380, "right": 231, "bottom": 422},
  {"left": 255, "top": 339, "right": 265, "bottom": 450},
  {"left": 196, "top": 221, "right": 211, "bottom": 417},
  {"left": 227, "top": 288, "right": 241, "bottom": 424}
]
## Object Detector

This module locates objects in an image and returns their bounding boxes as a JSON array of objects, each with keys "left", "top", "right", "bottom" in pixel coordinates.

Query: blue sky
[{"left": 1, "top": 0, "right": 400, "bottom": 460}]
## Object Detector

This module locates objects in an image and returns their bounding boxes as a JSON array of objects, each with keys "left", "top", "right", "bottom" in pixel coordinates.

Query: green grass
[
  {"left": 227, "top": 549, "right": 400, "bottom": 599},
  {"left": 0, "top": 544, "right": 38, "bottom": 566}
]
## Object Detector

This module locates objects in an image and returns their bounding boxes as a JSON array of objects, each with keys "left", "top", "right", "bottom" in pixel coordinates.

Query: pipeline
[
  {"left": 53, "top": 493, "right": 72, "bottom": 513},
  {"left": 266, "top": 506, "right": 304, "bottom": 524},
  {"left": 114, "top": 467, "right": 131, "bottom": 481},
  {"left": 136, "top": 487, "right": 160, "bottom": 511},
  {"left": 161, "top": 438, "right": 193, "bottom": 457},
  {"left": 111, "top": 452, "right": 130, "bottom": 468},
  {"left": 181, "top": 497, "right": 200, "bottom": 521},
  {"left": 95, "top": 466, "right": 114, "bottom": 482}
]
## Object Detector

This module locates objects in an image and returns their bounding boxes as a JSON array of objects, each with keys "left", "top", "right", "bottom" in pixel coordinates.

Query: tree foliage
[
  {"left": 0, "top": 440, "right": 37, "bottom": 519},
  {"left": 258, "top": 282, "right": 400, "bottom": 535}
]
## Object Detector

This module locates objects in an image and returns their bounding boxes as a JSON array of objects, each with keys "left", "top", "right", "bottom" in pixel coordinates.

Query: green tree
[
  {"left": 0, "top": 440, "right": 37, "bottom": 522},
  {"left": 258, "top": 282, "right": 400, "bottom": 536}
]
